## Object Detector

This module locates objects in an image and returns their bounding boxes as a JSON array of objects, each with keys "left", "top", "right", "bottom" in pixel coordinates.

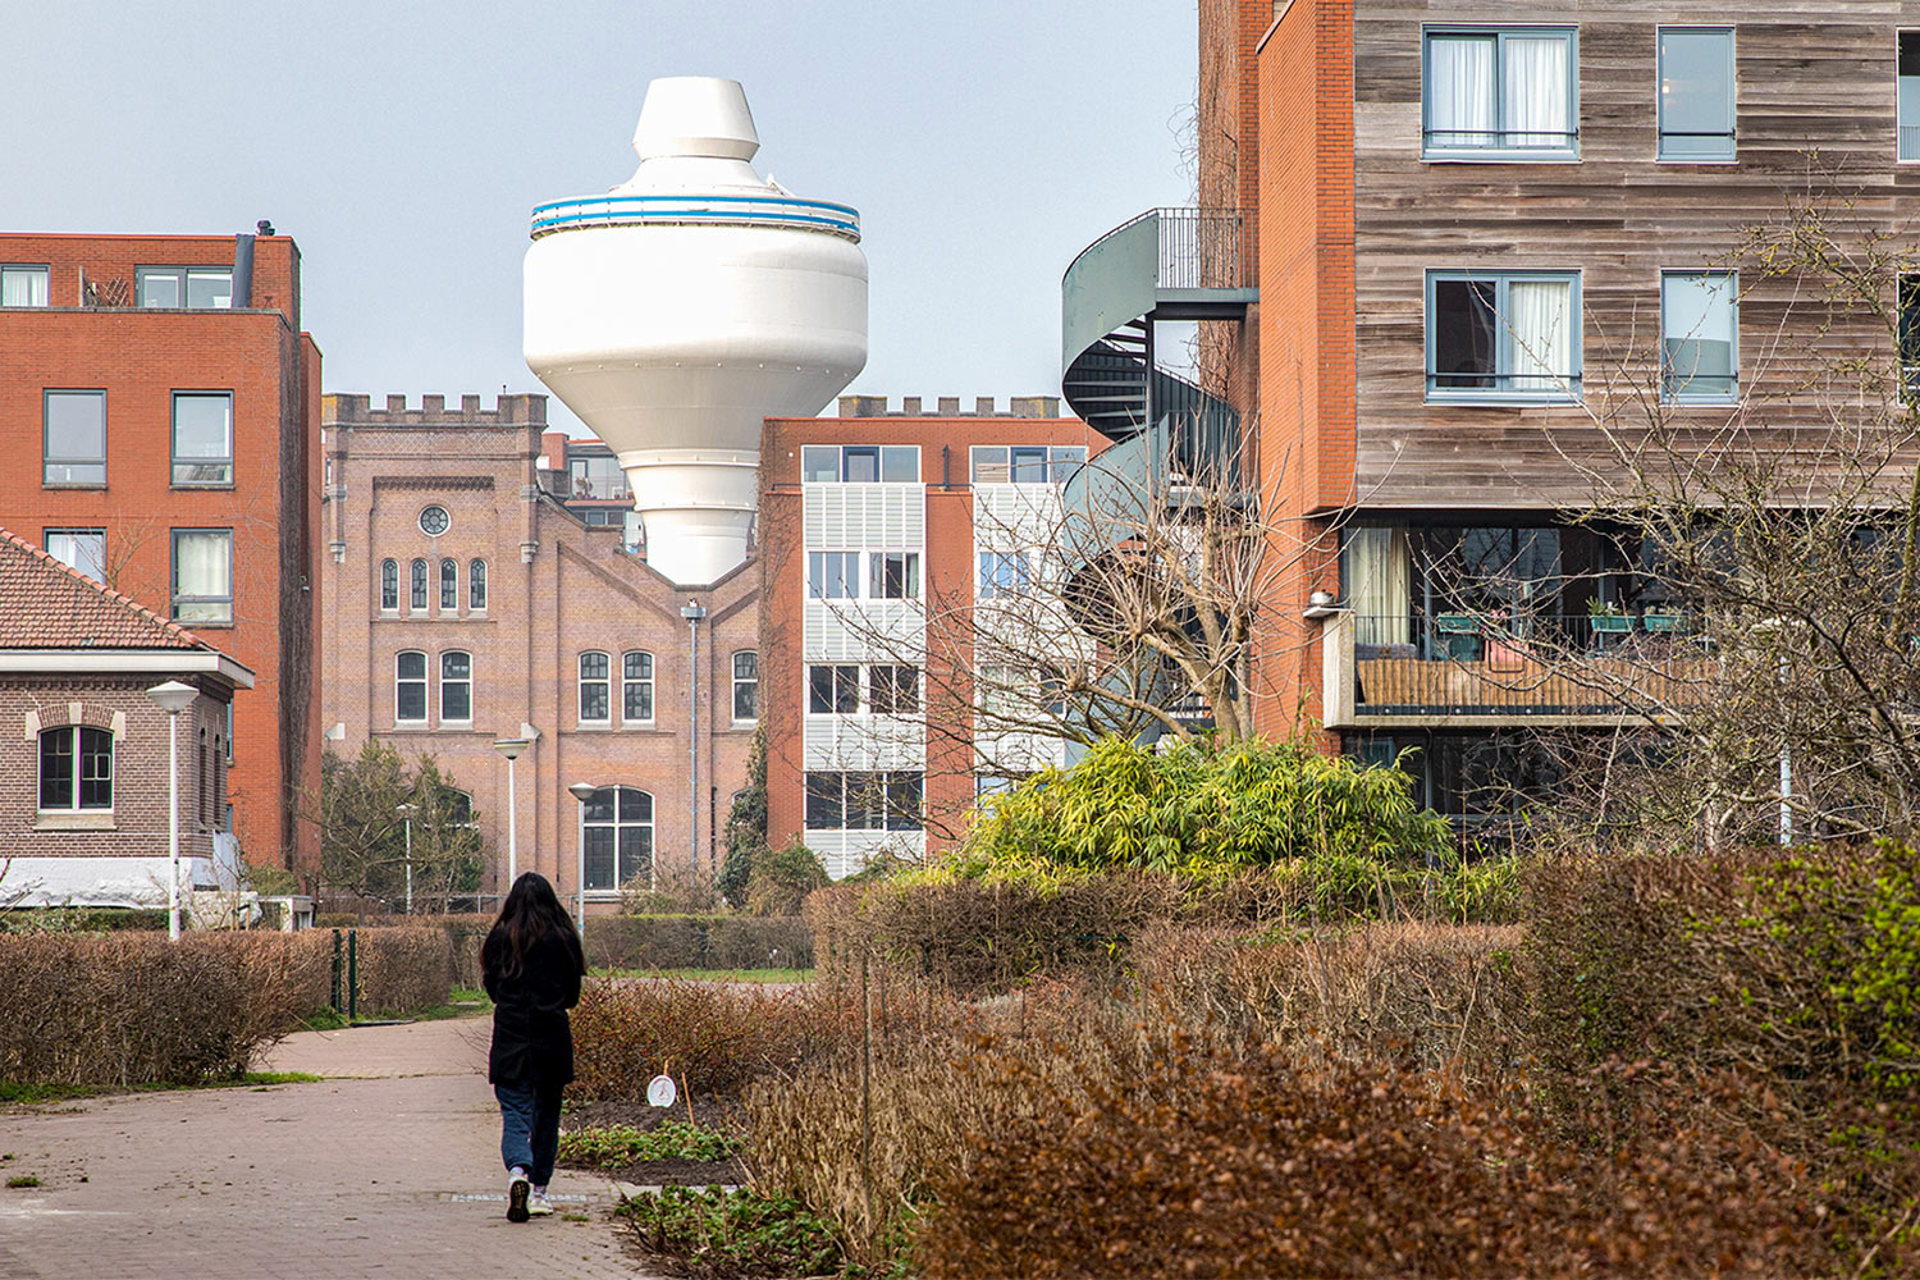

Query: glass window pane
[
  {"left": 733, "top": 651, "right": 757, "bottom": 679},
  {"left": 397, "top": 651, "right": 426, "bottom": 680},
  {"left": 46, "top": 530, "right": 106, "bottom": 582},
  {"left": 584, "top": 788, "right": 615, "bottom": 823},
  {"left": 2, "top": 266, "right": 49, "bottom": 307},
  {"left": 1903, "top": 33, "right": 1920, "bottom": 161},
  {"left": 801, "top": 446, "right": 840, "bottom": 483},
  {"left": 580, "top": 652, "right": 609, "bottom": 680},
  {"left": 1505, "top": 279, "right": 1572, "bottom": 389},
  {"left": 1049, "top": 446, "right": 1087, "bottom": 481},
  {"left": 624, "top": 676, "right": 653, "bottom": 721},
  {"left": 971, "top": 446, "right": 1010, "bottom": 483},
  {"left": 1010, "top": 447, "right": 1048, "bottom": 483},
  {"left": 619, "top": 787, "right": 652, "bottom": 822},
  {"left": 187, "top": 270, "right": 233, "bottom": 309},
  {"left": 805, "top": 772, "right": 843, "bottom": 829},
  {"left": 584, "top": 827, "right": 616, "bottom": 889},
  {"left": 172, "top": 530, "right": 232, "bottom": 623},
  {"left": 581, "top": 684, "right": 609, "bottom": 721},
  {"left": 623, "top": 652, "right": 652, "bottom": 680},
  {"left": 45, "top": 392, "right": 106, "bottom": 483},
  {"left": 410, "top": 559, "right": 428, "bottom": 609},
  {"left": 138, "top": 270, "right": 181, "bottom": 308},
  {"left": 171, "top": 394, "right": 233, "bottom": 484},
  {"left": 1432, "top": 280, "right": 1498, "bottom": 388},
  {"left": 441, "top": 651, "right": 470, "bottom": 680},
  {"left": 381, "top": 560, "right": 399, "bottom": 609},
  {"left": 1502, "top": 35, "right": 1570, "bottom": 149},
  {"left": 845, "top": 772, "right": 883, "bottom": 829},
  {"left": 618, "top": 826, "right": 652, "bottom": 886},
  {"left": 1427, "top": 35, "right": 1496, "bottom": 148},
  {"left": 880, "top": 446, "right": 919, "bottom": 482},
  {"left": 441, "top": 559, "right": 458, "bottom": 609},
  {"left": 886, "top": 773, "right": 922, "bottom": 831},
  {"left": 39, "top": 729, "right": 74, "bottom": 809},
  {"left": 79, "top": 728, "right": 113, "bottom": 810},
  {"left": 1663, "top": 273, "right": 1737, "bottom": 399},
  {"left": 809, "top": 665, "right": 834, "bottom": 713},
  {"left": 469, "top": 559, "right": 487, "bottom": 609},
  {"left": 397, "top": 681, "right": 426, "bottom": 721},
  {"left": 1660, "top": 29, "right": 1734, "bottom": 160}
]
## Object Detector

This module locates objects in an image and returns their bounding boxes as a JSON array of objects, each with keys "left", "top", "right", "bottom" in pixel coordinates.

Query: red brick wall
[
  {"left": 322, "top": 396, "right": 758, "bottom": 908},
  {"left": 0, "top": 233, "right": 319, "bottom": 875},
  {"left": 758, "top": 412, "right": 1102, "bottom": 859}
]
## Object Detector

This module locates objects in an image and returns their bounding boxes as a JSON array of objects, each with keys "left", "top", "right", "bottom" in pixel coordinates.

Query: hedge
[{"left": 583, "top": 915, "right": 812, "bottom": 972}]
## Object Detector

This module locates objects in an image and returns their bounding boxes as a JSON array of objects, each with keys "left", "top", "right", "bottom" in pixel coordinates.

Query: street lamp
[
  {"left": 493, "top": 737, "right": 530, "bottom": 892},
  {"left": 145, "top": 681, "right": 198, "bottom": 942},
  {"left": 396, "top": 801, "right": 419, "bottom": 915},
  {"left": 567, "top": 781, "right": 596, "bottom": 936}
]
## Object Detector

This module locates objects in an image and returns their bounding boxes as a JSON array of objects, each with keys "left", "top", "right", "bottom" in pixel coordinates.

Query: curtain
[
  {"left": 1429, "top": 36, "right": 1494, "bottom": 147},
  {"left": 175, "top": 532, "right": 230, "bottom": 598},
  {"left": 1507, "top": 280, "right": 1571, "bottom": 390},
  {"left": 1504, "top": 36, "right": 1568, "bottom": 149},
  {"left": 2, "top": 270, "right": 47, "bottom": 306},
  {"left": 1348, "top": 527, "right": 1411, "bottom": 646}
]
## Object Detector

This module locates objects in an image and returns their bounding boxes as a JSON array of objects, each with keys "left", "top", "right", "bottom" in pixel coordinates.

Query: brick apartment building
[
  {"left": 0, "top": 232, "right": 322, "bottom": 875},
  {"left": 1054, "top": 2, "right": 1920, "bottom": 824},
  {"left": 321, "top": 393, "right": 757, "bottom": 908},
  {"left": 0, "top": 528, "right": 251, "bottom": 906},
  {"left": 759, "top": 395, "right": 1097, "bottom": 875}
]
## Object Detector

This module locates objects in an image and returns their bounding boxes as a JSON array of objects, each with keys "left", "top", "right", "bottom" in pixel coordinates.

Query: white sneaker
[
  {"left": 528, "top": 1187, "right": 554, "bottom": 1217},
  {"left": 507, "top": 1169, "right": 531, "bottom": 1222}
]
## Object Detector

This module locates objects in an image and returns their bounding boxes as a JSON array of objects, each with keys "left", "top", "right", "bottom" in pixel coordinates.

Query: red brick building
[
  {"left": 321, "top": 393, "right": 758, "bottom": 909},
  {"left": 0, "top": 232, "right": 322, "bottom": 877},
  {"left": 759, "top": 396, "right": 1095, "bottom": 874},
  {"left": 0, "top": 528, "right": 252, "bottom": 907}
]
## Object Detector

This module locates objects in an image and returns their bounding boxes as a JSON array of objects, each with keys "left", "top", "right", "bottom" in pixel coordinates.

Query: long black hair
[{"left": 488, "top": 871, "right": 585, "bottom": 980}]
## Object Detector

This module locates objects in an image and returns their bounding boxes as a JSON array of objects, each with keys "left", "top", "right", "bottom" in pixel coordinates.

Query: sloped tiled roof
[{"left": 0, "top": 528, "right": 212, "bottom": 651}]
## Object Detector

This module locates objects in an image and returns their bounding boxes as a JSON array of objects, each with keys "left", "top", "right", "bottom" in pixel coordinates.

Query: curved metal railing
[{"left": 530, "top": 193, "right": 862, "bottom": 242}]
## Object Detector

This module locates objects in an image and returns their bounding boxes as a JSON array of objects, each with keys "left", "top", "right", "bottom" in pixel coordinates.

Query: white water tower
[{"left": 524, "top": 77, "right": 868, "bottom": 585}]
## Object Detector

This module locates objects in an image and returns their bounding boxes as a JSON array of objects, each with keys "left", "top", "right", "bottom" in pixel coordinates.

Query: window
[
  {"left": 418, "top": 505, "right": 451, "bottom": 537},
  {"left": 395, "top": 651, "right": 427, "bottom": 723},
  {"left": 1661, "top": 271, "right": 1739, "bottom": 403},
  {"left": 469, "top": 559, "right": 487, "bottom": 610},
  {"left": 39, "top": 726, "right": 113, "bottom": 811},
  {"left": 169, "top": 392, "right": 234, "bottom": 485},
  {"left": 1658, "top": 28, "right": 1735, "bottom": 161},
  {"left": 44, "top": 390, "right": 106, "bottom": 485},
  {"left": 978, "top": 551, "right": 1033, "bottom": 599},
  {"left": 970, "top": 445, "right": 1088, "bottom": 484},
  {"left": 581, "top": 786, "right": 653, "bottom": 891},
  {"left": 809, "top": 664, "right": 861, "bottom": 714},
  {"left": 45, "top": 529, "right": 105, "bottom": 583},
  {"left": 1902, "top": 33, "right": 1920, "bottom": 161},
  {"left": 804, "top": 771, "right": 923, "bottom": 831},
  {"left": 1423, "top": 27, "right": 1578, "bottom": 160},
  {"left": 870, "top": 664, "right": 920, "bottom": 714},
  {"left": 732, "top": 651, "right": 758, "bottom": 721},
  {"left": 801, "top": 445, "right": 919, "bottom": 482},
  {"left": 870, "top": 551, "right": 921, "bottom": 600},
  {"left": 171, "top": 529, "right": 233, "bottom": 624},
  {"left": 808, "top": 551, "right": 860, "bottom": 599},
  {"left": 380, "top": 559, "right": 399, "bottom": 610},
  {"left": 622, "top": 651, "right": 654, "bottom": 723},
  {"left": 1, "top": 265, "right": 48, "bottom": 307},
  {"left": 136, "top": 267, "right": 233, "bottom": 309},
  {"left": 579, "top": 651, "right": 611, "bottom": 723},
  {"left": 441, "top": 651, "right": 472, "bottom": 722},
  {"left": 440, "top": 558, "right": 458, "bottom": 610},
  {"left": 568, "top": 453, "right": 630, "bottom": 500},
  {"left": 1426, "top": 270, "right": 1581, "bottom": 400},
  {"left": 410, "top": 558, "right": 428, "bottom": 611},
  {"left": 198, "top": 728, "right": 209, "bottom": 829}
]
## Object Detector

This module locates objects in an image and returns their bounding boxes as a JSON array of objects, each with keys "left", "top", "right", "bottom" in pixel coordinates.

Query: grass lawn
[{"left": 0, "top": 1071, "right": 323, "bottom": 1105}]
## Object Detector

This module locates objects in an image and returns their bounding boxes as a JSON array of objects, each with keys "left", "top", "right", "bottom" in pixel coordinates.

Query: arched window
[
  {"left": 395, "top": 650, "right": 427, "bottom": 723},
  {"left": 441, "top": 650, "right": 472, "bottom": 722},
  {"left": 409, "top": 558, "right": 428, "bottom": 611},
  {"left": 440, "top": 558, "right": 458, "bottom": 611},
  {"left": 580, "top": 786, "right": 653, "bottom": 891},
  {"left": 380, "top": 559, "right": 398, "bottom": 611},
  {"left": 447, "top": 789, "right": 475, "bottom": 826},
  {"left": 39, "top": 725, "right": 113, "bottom": 811},
  {"left": 621, "top": 651, "right": 654, "bottom": 723},
  {"left": 732, "top": 651, "right": 758, "bottom": 722},
  {"left": 197, "top": 727, "right": 209, "bottom": 829},
  {"left": 468, "top": 558, "right": 487, "bottom": 610},
  {"left": 579, "top": 651, "right": 611, "bottom": 724}
]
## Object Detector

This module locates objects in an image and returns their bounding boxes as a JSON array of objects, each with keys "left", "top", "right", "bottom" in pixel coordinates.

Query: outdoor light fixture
[
  {"left": 493, "top": 737, "right": 531, "bottom": 888},
  {"left": 396, "top": 802, "right": 419, "bottom": 915},
  {"left": 145, "top": 680, "right": 198, "bottom": 941},
  {"left": 1302, "top": 589, "right": 1342, "bottom": 620},
  {"left": 568, "top": 781, "right": 598, "bottom": 934}
]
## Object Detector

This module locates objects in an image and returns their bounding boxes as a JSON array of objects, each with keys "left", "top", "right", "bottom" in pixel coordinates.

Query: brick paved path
[{"left": 0, "top": 1017, "right": 652, "bottom": 1279}]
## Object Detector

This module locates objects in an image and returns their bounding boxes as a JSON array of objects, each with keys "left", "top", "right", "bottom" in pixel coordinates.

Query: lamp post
[
  {"left": 568, "top": 781, "right": 597, "bottom": 936},
  {"left": 492, "top": 737, "right": 530, "bottom": 893},
  {"left": 146, "top": 681, "right": 198, "bottom": 942},
  {"left": 396, "top": 801, "right": 419, "bottom": 915}
]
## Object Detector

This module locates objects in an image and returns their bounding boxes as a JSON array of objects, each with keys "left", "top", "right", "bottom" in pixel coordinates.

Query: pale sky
[{"left": 1, "top": 1, "right": 1199, "bottom": 433}]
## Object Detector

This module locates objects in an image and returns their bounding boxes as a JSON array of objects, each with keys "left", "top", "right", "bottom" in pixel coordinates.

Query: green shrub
[
  {"left": 743, "top": 837, "right": 828, "bottom": 917},
  {"left": 559, "top": 1121, "right": 741, "bottom": 1169},
  {"left": 1, "top": 907, "right": 169, "bottom": 933},
  {"left": 965, "top": 734, "right": 1450, "bottom": 875},
  {"left": 616, "top": 1186, "right": 842, "bottom": 1279}
]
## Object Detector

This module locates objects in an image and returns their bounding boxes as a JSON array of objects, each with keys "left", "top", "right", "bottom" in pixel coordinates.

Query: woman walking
[{"left": 481, "top": 871, "right": 586, "bottom": 1222}]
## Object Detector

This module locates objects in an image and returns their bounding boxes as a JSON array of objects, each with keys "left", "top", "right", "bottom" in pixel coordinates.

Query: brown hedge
[{"left": 583, "top": 915, "right": 813, "bottom": 972}]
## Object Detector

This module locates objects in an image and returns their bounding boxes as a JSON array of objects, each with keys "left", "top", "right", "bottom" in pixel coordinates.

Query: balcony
[{"left": 1321, "top": 611, "right": 1710, "bottom": 729}]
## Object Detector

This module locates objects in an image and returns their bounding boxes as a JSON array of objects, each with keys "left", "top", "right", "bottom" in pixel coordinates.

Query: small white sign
[{"left": 646, "top": 1074, "right": 677, "bottom": 1108}]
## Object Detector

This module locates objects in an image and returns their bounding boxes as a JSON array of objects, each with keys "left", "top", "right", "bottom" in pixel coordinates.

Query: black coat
[{"left": 481, "top": 925, "right": 584, "bottom": 1087}]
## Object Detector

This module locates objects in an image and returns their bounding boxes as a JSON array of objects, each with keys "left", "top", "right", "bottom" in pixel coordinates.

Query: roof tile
[{"left": 0, "top": 528, "right": 213, "bottom": 651}]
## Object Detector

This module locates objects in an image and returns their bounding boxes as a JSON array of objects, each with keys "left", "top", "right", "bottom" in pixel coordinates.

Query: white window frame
[
  {"left": 1424, "top": 269, "right": 1583, "bottom": 404},
  {"left": 395, "top": 650, "right": 428, "bottom": 725},
  {"left": 808, "top": 551, "right": 862, "bottom": 599},
  {"left": 579, "top": 785, "right": 654, "bottom": 893},
  {"left": 380, "top": 559, "right": 399, "bottom": 612},
  {"left": 621, "top": 650, "right": 655, "bottom": 725},
  {"left": 409, "top": 558, "right": 428, "bottom": 611},
  {"left": 732, "top": 651, "right": 759, "bottom": 722},
  {"left": 578, "top": 651, "right": 612, "bottom": 726},
  {"left": 468, "top": 558, "right": 488, "bottom": 611},
  {"left": 440, "top": 558, "right": 458, "bottom": 611},
  {"left": 1421, "top": 26, "right": 1580, "bottom": 163},
  {"left": 440, "top": 650, "right": 473, "bottom": 724},
  {"left": 38, "top": 725, "right": 114, "bottom": 813},
  {"left": 801, "top": 444, "right": 921, "bottom": 483}
]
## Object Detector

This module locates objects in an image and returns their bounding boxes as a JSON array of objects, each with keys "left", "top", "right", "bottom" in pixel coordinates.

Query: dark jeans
[{"left": 495, "top": 1080, "right": 564, "bottom": 1186}]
